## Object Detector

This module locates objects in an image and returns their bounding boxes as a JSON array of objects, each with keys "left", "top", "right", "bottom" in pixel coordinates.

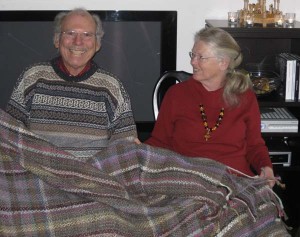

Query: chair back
[{"left": 153, "top": 70, "right": 191, "bottom": 120}]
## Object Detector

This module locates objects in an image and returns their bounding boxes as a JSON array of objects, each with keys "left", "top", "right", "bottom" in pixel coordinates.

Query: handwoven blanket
[{"left": 0, "top": 109, "right": 290, "bottom": 236}]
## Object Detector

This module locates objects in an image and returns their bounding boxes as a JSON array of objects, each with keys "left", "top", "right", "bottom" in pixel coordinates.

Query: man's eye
[
  {"left": 66, "top": 31, "right": 76, "bottom": 37},
  {"left": 83, "top": 32, "right": 94, "bottom": 38}
]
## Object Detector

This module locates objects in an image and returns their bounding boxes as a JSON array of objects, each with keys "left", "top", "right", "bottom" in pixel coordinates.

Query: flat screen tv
[{"left": 0, "top": 10, "right": 177, "bottom": 123}]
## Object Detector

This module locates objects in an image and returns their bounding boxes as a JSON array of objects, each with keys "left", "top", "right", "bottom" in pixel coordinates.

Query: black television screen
[{"left": 0, "top": 10, "right": 177, "bottom": 122}]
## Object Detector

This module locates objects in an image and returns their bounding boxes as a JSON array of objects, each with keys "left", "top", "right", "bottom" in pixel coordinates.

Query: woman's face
[
  {"left": 190, "top": 40, "right": 228, "bottom": 88},
  {"left": 54, "top": 13, "right": 100, "bottom": 76}
]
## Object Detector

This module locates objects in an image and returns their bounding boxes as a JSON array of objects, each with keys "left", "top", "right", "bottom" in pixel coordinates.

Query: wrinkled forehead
[{"left": 192, "top": 40, "right": 214, "bottom": 53}]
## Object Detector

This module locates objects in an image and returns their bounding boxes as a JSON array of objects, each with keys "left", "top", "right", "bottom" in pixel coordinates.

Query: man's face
[{"left": 55, "top": 12, "right": 100, "bottom": 76}]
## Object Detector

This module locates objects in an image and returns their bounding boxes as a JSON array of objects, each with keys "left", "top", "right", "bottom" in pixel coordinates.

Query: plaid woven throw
[{"left": 0, "top": 109, "right": 290, "bottom": 236}]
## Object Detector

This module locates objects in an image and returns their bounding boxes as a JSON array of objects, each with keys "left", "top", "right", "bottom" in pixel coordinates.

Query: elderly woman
[{"left": 146, "top": 27, "right": 275, "bottom": 186}]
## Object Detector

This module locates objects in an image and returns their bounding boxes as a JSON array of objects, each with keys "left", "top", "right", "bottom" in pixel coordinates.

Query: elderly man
[{"left": 6, "top": 8, "right": 138, "bottom": 158}]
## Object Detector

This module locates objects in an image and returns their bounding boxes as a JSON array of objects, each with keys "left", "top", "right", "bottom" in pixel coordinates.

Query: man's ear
[
  {"left": 96, "top": 42, "right": 101, "bottom": 52},
  {"left": 54, "top": 34, "right": 60, "bottom": 49}
]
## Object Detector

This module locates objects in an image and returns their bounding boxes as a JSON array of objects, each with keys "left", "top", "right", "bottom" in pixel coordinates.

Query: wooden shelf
[
  {"left": 205, "top": 19, "right": 300, "bottom": 38},
  {"left": 258, "top": 93, "right": 300, "bottom": 107},
  {"left": 205, "top": 20, "right": 300, "bottom": 70}
]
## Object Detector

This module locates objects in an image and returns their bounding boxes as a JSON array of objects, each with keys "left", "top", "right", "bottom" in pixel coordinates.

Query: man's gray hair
[{"left": 53, "top": 8, "right": 104, "bottom": 45}]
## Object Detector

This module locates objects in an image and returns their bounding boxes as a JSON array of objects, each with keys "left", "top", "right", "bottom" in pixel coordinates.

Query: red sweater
[{"left": 146, "top": 77, "right": 272, "bottom": 176}]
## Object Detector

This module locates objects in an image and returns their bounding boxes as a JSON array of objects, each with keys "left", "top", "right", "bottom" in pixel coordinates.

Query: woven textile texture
[{"left": 0, "top": 109, "right": 290, "bottom": 236}]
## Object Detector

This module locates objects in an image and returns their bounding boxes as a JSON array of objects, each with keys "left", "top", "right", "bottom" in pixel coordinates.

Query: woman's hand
[{"left": 260, "top": 166, "right": 275, "bottom": 188}]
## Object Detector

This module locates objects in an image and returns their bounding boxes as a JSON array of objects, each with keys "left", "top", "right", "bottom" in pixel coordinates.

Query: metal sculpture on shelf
[{"left": 239, "top": 0, "right": 283, "bottom": 26}]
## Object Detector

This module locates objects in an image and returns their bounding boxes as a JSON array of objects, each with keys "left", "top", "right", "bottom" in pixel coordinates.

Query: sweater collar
[
  {"left": 51, "top": 57, "right": 98, "bottom": 82},
  {"left": 58, "top": 57, "right": 91, "bottom": 77}
]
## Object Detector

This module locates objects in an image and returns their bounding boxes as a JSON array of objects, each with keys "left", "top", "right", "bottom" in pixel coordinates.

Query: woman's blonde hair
[{"left": 194, "top": 27, "right": 252, "bottom": 107}]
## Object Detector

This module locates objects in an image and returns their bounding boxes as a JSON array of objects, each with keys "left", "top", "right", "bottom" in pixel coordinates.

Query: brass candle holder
[{"left": 238, "top": 0, "right": 285, "bottom": 27}]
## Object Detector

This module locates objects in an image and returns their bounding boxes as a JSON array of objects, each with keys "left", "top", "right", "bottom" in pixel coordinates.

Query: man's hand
[{"left": 134, "top": 138, "right": 141, "bottom": 144}]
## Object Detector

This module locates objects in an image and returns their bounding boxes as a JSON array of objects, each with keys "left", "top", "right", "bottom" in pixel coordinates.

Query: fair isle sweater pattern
[{"left": 6, "top": 58, "right": 137, "bottom": 158}]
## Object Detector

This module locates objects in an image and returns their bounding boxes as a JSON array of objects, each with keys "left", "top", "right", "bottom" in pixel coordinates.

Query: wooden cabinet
[
  {"left": 205, "top": 20, "right": 300, "bottom": 67},
  {"left": 205, "top": 19, "right": 300, "bottom": 234}
]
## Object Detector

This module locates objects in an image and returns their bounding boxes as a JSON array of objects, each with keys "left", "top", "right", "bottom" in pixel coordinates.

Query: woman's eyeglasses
[{"left": 189, "top": 52, "right": 216, "bottom": 62}]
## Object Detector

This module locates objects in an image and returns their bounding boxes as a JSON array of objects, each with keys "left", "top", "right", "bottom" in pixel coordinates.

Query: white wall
[{"left": 1, "top": 0, "right": 299, "bottom": 72}]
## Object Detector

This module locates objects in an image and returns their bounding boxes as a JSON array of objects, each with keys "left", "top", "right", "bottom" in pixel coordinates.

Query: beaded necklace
[{"left": 199, "top": 104, "right": 224, "bottom": 141}]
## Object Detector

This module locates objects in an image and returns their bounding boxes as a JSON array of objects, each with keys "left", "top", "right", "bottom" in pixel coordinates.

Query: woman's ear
[{"left": 218, "top": 57, "right": 230, "bottom": 71}]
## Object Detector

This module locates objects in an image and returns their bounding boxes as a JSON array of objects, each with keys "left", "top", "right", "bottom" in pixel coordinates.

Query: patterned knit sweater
[{"left": 6, "top": 57, "right": 137, "bottom": 158}]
